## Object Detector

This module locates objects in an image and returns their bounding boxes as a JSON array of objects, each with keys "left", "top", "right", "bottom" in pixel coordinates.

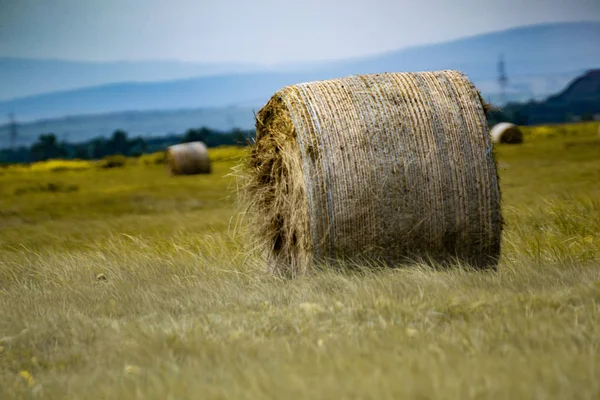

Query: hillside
[
  {"left": 0, "top": 70, "right": 327, "bottom": 124},
  {"left": 1, "top": 21, "right": 599, "bottom": 124},
  {"left": 490, "top": 69, "right": 600, "bottom": 125},
  {"left": 0, "top": 58, "right": 265, "bottom": 101},
  {"left": 0, "top": 106, "right": 257, "bottom": 148},
  {"left": 2, "top": 67, "right": 600, "bottom": 149},
  {"left": 332, "top": 21, "right": 600, "bottom": 80},
  {"left": 547, "top": 69, "right": 600, "bottom": 103}
]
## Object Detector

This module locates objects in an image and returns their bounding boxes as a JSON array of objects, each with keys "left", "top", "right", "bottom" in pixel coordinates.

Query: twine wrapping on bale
[
  {"left": 166, "top": 142, "right": 211, "bottom": 175},
  {"left": 242, "top": 70, "right": 503, "bottom": 277},
  {"left": 490, "top": 122, "right": 523, "bottom": 144}
]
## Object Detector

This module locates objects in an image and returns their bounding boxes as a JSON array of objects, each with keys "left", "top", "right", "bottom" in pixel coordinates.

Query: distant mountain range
[
  {"left": 0, "top": 58, "right": 267, "bottom": 101},
  {"left": 0, "top": 106, "right": 258, "bottom": 147},
  {"left": 0, "top": 21, "right": 599, "bottom": 147}
]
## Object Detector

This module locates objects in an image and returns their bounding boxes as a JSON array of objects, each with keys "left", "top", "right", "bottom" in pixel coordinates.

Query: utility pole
[
  {"left": 498, "top": 54, "right": 508, "bottom": 105},
  {"left": 8, "top": 113, "right": 18, "bottom": 150}
]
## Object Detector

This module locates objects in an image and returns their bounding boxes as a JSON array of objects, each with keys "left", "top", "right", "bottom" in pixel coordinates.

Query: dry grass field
[{"left": 1, "top": 123, "right": 599, "bottom": 399}]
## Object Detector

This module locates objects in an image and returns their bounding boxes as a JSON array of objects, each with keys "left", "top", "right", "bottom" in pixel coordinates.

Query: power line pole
[
  {"left": 8, "top": 112, "right": 18, "bottom": 150},
  {"left": 498, "top": 54, "right": 508, "bottom": 105}
]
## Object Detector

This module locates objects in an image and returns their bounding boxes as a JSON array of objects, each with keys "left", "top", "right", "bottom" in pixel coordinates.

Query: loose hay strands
[
  {"left": 166, "top": 142, "right": 211, "bottom": 175},
  {"left": 242, "top": 70, "right": 503, "bottom": 278},
  {"left": 490, "top": 122, "right": 524, "bottom": 144}
]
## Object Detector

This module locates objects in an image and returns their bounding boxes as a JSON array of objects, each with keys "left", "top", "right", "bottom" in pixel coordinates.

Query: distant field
[{"left": 1, "top": 123, "right": 599, "bottom": 399}]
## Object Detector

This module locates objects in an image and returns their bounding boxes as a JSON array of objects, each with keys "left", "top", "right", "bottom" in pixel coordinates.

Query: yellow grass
[
  {"left": 0, "top": 123, "right": 599, "bottom": 399},
  {"left": 5, "top": 159, "right": 95, "bottom": 173}
]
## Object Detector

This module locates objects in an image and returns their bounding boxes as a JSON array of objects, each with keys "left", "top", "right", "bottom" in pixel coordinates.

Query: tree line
[
  {"left": 0, "top": 127, "right": 254, "bottom": 165},
  {"left": 2, "top": 95, "right": 598, "bottom": 165},
  {"left": 486, "top": 95, "right": 599, "bottom": 127}
]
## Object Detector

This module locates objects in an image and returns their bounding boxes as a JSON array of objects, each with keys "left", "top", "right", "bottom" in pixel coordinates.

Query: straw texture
[
  {"left": 244, "top": 70, "right": 503, "bottom": 277},
  {"left": 490, "top": 122, "right": 523, "bottom": 144},
  {"left": 166, "top": 142, "right": 211, "bottom": 175}
]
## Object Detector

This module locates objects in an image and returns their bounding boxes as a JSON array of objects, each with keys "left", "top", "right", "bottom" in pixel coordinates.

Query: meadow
[{"left": 1, "top": 122, "right": 599, "bottom": 399}]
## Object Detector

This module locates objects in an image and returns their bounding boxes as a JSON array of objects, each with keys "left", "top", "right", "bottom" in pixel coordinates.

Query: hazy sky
[{"left": 1, "top": 0, "right": 599, "bottom": 65}]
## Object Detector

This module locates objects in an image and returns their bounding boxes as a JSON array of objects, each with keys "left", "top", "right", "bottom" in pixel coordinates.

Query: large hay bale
[
  {"left": 243, "top": 70, "right": 503, "bottom": 277},
  {"left": 166, "top": 142, "right": 211, "bottom": 175},
  {"left": 490, "top": 122, "right": 523, "bottom": 144}
]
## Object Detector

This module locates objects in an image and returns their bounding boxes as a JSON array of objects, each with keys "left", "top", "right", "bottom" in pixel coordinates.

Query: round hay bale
[
  {"left": 490, "top": 122, "right": 523, "bottom": 144},
  {"left": 243, "top": 70, "right": 503, "bottom": 277},
  {"left": 166, "top": 142, "right": 211, "bottom": 175}
]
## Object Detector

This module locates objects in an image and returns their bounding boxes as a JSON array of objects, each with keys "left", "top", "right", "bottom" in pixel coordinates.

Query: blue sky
[{"left": 1, "top": 0, "right": 599, "bottom": 65}]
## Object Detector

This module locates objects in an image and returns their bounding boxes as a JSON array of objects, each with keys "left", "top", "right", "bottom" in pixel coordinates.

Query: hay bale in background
[
  {"left": 166, "top": 142, "right": 211, "bottom": 175},
  {"left": 243, "top": 70, "right": 503, "bottom": 277},
  {"left": 490, "top": 122, "right": 523, "bottom": 144}
]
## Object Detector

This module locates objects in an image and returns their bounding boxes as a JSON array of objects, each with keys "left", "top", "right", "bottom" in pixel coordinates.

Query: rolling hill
[
  {"left": 0, "top": 106, "right": 258, "bottom": 148},
  {"left": 547, "top": 69, "right": 600, "bottom": 103},
  {"left": 497, "top": 68, "right": 600, "bottom": 125},
  {"left": 0, "top": 21, "right": 599, "bottom": 146},
  {"left": 0, "top": 58, "right": 265, "bottom": 101}
]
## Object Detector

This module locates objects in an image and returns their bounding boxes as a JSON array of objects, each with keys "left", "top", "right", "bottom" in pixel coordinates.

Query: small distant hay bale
[
  {"left": 242, "top": 70, "right": 503, "bottom": 277},
  {"left": 166, "top": 142, "right": 211, "bottom": 175},
  {"left": 490, "top": 122, "right": 523, "bottom": 144}
]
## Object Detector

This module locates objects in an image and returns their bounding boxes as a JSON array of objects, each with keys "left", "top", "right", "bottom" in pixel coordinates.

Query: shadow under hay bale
[
  {"left": 242, "top": 70, "right": 503, "bottom": 278},
  {"left": 166, "top": 142, "right": 211, "bottom": 175},
  {"left": 490, "top": 122, "right": 524, "bottom": 144}
]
